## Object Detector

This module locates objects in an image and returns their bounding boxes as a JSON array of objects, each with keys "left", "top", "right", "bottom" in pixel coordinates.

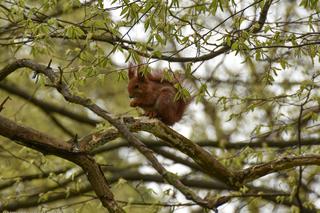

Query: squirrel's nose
[{"left": 129, "top": 95, "right": 134, "bottom": 98}]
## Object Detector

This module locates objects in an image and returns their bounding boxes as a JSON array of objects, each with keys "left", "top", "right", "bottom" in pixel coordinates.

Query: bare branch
[
  {"left": 238, "top": 155, "right": 320, "bottom": 183},
  {"left": 0, "top": 95, "right": 10, "bottom": 112},
  {"left": 0, "top": 81, "right": 99, "bottom": 126},
  {"left": 0, "top": 115, "right": 124, "bottom": 213},
  {"left": 80, "top": 117, "right": 235, "bottom": 183},
  {"left": 91, "top": 137, "right": 320, "bottom": 153}
]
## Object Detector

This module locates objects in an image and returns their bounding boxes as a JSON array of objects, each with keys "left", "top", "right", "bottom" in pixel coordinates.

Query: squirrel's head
[{"left": 128, "top": 63, "right": 149, "bottom": 98}]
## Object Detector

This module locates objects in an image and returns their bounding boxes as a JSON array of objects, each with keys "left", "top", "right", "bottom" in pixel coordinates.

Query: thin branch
[
  {"left": 0, "top": 0, "right": 274, "bottom": 63},
  {"left": 0, "top": 81, "right": 99, "bottom": 126},
  {"left": 295, "top": 81, "right": 313, "bottom": 211},
  {"left": 238, "top": 155, "right": 320, "bottom": 183},
  {"left": 46, "top": 113, "right": 75, "bottom": 137},
  {"left": 91, "top": 137, "right": 320, "bottom": 153},
  {"left": 3, "top": 167, "right": 316, "bottom": 212},
  {"left": 0, "top": 166, "right": 71, "bottom": 190},
  {"left": 0, "top": 95, "right": 10, "bottom": 112}
]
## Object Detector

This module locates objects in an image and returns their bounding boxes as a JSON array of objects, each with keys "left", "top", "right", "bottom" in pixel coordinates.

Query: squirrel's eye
[{"left": 134, "top": 85, "right": 139, "bottom": 89}]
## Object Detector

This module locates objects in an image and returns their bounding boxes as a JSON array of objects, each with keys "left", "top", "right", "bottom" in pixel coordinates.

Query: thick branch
[
  {"left": 70, "top": 155, "right": 125, "bottom": 213},
  {"left": 251, "top": 0, "right": 273, "bottom": 33},
  {"left": 0, "top": 115, "right": 72, "bottom": 153},
  {"left": 238, "top": 155, "right": 320, "bottom": 183},
  {"left": 82, "top": 118, "right": 320, "bottom": 186},
  {"left": 79, "top": 117, "right": 235, "bottom": 183},
  {"left": 0, "top": 115, "right": 124, "bottom": 213}
]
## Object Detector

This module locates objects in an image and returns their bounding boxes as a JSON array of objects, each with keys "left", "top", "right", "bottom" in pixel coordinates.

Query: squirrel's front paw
[
  {"left": 145, "top": 111, "right": 157, "bottom": 118},
  {"left": 130, "top": 100, "right": 138, "bottom": 107}
]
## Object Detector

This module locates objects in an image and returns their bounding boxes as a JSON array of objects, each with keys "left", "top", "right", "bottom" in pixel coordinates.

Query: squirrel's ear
[
  {"left": 137, "top": 69, "right": 145, "bottom": 81},
  {"left": 128, "top": 62, "right": 136, "bottom": 79},
  {"left": 137, "top": 70, "right": 145, "bottom": 81}
]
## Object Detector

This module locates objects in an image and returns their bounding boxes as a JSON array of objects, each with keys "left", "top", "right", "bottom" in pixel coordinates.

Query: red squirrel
[{"left": 127, "top": 63, "right": 190, "bottom": 125}]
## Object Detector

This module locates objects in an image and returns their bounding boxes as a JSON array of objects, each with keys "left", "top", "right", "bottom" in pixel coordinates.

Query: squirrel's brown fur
[{"left": 128, "top": 63, "right": 190, "bottom": 125}]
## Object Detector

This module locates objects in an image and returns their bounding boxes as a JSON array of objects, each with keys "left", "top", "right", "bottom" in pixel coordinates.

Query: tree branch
[
  {"left": 238, "top": 155, "right": 320, "bottom": 183},
  {"left": 0, "top": 0, "right": 273, "bottom": 63},
  {"left": 81, "top": 117, "right": 320, "bottom": 186},
  {"left": 0, "top": 81, "right": 99, "bottom": 126},
  {"left": 80, "top": 117, "right": 235, "bottom": 183},
  {"left": 0, "top": 166, "right": 71, "bottom": 190},
  {"left": 0, "top": 59, "right": 222, "bottom": 209},
  {"left": 92, "top": 137, "right": 320, "bottom": 154},
  {"left": 0, "top": 115, "right": 124, "bottom": 213},
  {"left": 3, "top": 167, "right": 317, "bottom": 212}
]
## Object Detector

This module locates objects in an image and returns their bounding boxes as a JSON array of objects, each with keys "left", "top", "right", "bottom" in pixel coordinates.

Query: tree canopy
[{"left": 0, "top": 0, "right": 320, "bottom": 212}]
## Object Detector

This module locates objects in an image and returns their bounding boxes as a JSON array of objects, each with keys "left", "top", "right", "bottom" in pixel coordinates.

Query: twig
[
  {"left": 295, "top": 75, "right": 314, "bottom": 211},
  {"left": 0, "top": 95, "right": 10, "bottom": 112}
]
